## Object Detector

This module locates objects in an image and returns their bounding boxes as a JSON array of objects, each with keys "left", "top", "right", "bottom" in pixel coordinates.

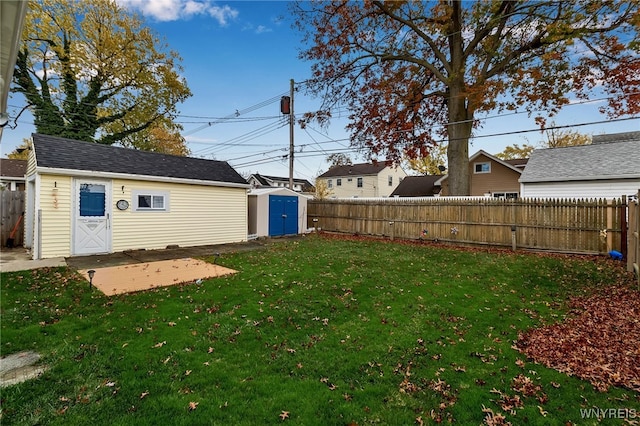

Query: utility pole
[{"left": 289, "top": 79, "right": 294, "bottom": 190}]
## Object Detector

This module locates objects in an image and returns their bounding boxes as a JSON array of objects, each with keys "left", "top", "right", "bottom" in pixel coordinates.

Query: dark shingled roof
[
  {"left": 0, "top": 159, "right": 27, "bottom": 178},
  {"left": 503, "top": 158, "right": 528, "bottom": 168},
  {"left": 390, "top": 175, "right": 443, "bottom": 197},
  {"left": 32, "top": 134, "right": 248, "bottom": 185},
  {"left": 318, "top": 162, "right": 388, "bottom": 178}
]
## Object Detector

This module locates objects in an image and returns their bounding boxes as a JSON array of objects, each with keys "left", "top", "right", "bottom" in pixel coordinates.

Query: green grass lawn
[{"left": 1, "top": 235, "right": 638, "bottom": 425}]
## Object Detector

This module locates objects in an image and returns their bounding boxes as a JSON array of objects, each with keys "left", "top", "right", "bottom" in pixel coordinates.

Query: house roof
[
  {"left": 519, "top": 138, "right": 640, "bottom": 183},
  {"left": 32, "top": 134, "right": 248, "bottom": 186},
  {"left": 248, "top": 187, "right": 312, "bottom": 198},
  {"left": 0, "top": 158, "right": 26, "bottom": 178},
  {"left": 249, "top": 173, "right": 271, "bottom": 186},
  {"left": 503, "top": 158, "right": 529, "bottom": 169},
  {"left": 318, "top": 162, "right": 388, "bottom": 178},
  {"left": 592, "top": 131, "right": 640, "bottom": 144},
  {"left": 250, "top": 173, "right": 314, "bottom": 188},
  {"left": 390, "top": 175, "right": 442, "bottom": 197}
]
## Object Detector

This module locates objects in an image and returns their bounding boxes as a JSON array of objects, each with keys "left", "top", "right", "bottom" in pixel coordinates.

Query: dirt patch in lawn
[
  {"left": 78, "top": 258, "right": 237, "bottom": 296},
  {"left": 515, "top": 284, "right": 640, "bottom": 392}
]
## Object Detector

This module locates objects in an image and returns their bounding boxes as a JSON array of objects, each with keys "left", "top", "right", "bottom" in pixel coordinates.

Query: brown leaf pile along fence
[
  {"left": 308, "top": 197, "right": 628, "bottom": 255},
  {"left": 1, "top": 190, "right": 25, "bottom": 248}
]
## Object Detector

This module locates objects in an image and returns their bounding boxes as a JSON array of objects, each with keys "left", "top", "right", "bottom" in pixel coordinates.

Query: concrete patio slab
[{"left": 78, "top": 257, "right": 237, "bottom": 296}]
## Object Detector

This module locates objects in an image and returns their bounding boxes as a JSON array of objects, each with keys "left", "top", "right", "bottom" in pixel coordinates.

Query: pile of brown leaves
[{"left": 515, "top": 284, "right": 640, "bottom": 392}]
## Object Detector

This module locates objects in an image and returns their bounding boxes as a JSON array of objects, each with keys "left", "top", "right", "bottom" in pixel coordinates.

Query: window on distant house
[
  {"left": 474, "top": 162, "right": 491, "bottom": 173},
  {"left": 328, "top": 179, "right": 333, "bottom": 188},
  {"left": 133, "top": 190, "right": 169, "bottom": 212},
  {"left": 388, "top": 176, "right": 393, "bottom": 186},
  {"left": 357, "top": 177, "right": 363, "bottom": 188},
  {"left": 493, "top": 192, "right": 518, "bottom": 199},
  {"left": 337, "top": 178, "right": 342, "bottom": 186}
]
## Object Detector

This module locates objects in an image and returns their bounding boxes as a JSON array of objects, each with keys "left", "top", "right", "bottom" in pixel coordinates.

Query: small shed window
[
  {"left": 388, "top": 176, "right": 393, "bottom": 186},
  {"left": 337, "top": 178, "right": 342, "bottom": 186},
  {"left": 328, "top": 179, "right": 333, "bottom": 188},
  {"left": 474, "top": 162, "right": 491, "bottom": 174},
  {"left": 133, "top": 190, "right": 169, "bottom": 212},
  {"left": 357, "top": 177, "right": 363, "bottom": 188}
]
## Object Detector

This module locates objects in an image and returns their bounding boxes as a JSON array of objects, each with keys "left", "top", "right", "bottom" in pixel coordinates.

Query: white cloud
[
  {"left": 242, "top": 23, "right": 273, "bottom": 35},
  {"left": 255, "top": 25, "right": 272, "bottom": 34},
  {"left": 116, "top": 0, "right": 238, "bottom": 24}
]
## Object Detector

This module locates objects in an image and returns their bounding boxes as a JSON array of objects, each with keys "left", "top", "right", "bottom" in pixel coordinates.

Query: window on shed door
[
  {"left": 388, "top": 176, "right": 393, "bottom": 186},
  {"left": 474, "top": 162, "right": 491, "bottom": 173}
]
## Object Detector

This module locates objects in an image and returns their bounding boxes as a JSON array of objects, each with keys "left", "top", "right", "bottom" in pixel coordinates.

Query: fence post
[
  {"left": 628, "top": 190, "right": 639, "bottom": 290},
  {"left": 620, "top": 195, "right": 627, "bottom": 259},
  {"left": 606, "top": 199, "right": 613, "bottom": 253}
]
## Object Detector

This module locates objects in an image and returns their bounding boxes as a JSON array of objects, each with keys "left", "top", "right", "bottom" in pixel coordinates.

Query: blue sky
[{"left": 2, "top": 0, "right": 638, "bottom": 182}]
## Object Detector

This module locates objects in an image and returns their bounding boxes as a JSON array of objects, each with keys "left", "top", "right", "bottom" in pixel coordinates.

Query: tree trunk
[
  {"left": 446, "top": 90, "right": 472, "bottom": 196},
  {"left": 445, "top": 1, "right": 472, "bottom": 196}
]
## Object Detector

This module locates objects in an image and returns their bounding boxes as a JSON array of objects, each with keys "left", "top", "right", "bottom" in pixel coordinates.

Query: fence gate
[{"left": 1, "top": 190, "right": 25, "bottom": 247}]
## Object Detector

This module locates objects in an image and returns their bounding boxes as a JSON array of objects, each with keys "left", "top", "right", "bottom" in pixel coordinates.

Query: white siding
[
  {"left": 111, "top": 179, "right": 247, "bottom": 252},
  {"left": 520, "top": 179, "right": 640, "bottom": 199},
  {"left": 39, "top": 175, "right": 73, "bottom": 258},
  {"left": 321, "top": 166, "right": 407, "bottom": 198},
  {"left": 376, "top": 166, "right": 408, "bottom": 197},
  {"left": 32, "top": 175, "right": 247, "bottom": 258}
]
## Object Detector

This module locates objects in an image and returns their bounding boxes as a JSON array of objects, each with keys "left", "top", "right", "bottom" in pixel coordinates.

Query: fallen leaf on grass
[
  {"left": 153, "top": 341, "right": 166, "bottom": 348},
  {"left": 140, "top": 391, "right": 149, "bottom": 399},
  {"left": 279, "top": 410, "right": 289, "bottom": 420},
  {"left": 515, "top": 284, "right": 640, "bottom": 392},
  {"left": 188, "top": 401, "right": 199, "bottom": 411}
]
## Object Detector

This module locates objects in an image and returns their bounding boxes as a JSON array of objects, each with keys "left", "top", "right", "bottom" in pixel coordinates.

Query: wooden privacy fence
[
  {"left": 308, "top": 197, "right": 627, "bottom": 255},
  {"left": 1, "top": 190, "right": 25, "bottom": 247}
]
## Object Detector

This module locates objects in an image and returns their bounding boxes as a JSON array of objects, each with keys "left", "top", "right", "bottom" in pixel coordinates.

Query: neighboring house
[
  {"left": 0, "top": 158, "right": 26, "bottom": 191},
  {"left": 390, "top": 175, "right": 443, "bottom": 197},
  {"left": 247, "top": 173, "right": 314, "bottom": 193},
  {"left": 316, "top": 162, "right": 407, "bottom": 198},
  {"left": 437, "top": 150, "right": 527, "bottom": 198},
  {"left": 519, "top": 131, "right": 640, "bottom": 199},
  {"left": 25, "top": 134, "right": 250, "bottom": 259},
  {"left": 248, "top": 188, "right": 310, "bottom": 238}
]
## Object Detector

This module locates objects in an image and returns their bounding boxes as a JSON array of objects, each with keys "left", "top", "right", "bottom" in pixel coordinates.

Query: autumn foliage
[{"left": 292, "top": 1, "right": 640, "bottom": 195}]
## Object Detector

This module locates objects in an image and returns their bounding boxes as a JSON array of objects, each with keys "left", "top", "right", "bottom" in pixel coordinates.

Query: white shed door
[{"left": 73, "top": 179, "right": 111, "bottom": 255}]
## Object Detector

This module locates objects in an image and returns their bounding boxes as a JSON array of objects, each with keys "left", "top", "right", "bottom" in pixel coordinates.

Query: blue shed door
[{"left": 268, "top": 195, "right": 298, "bottom": 237}]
